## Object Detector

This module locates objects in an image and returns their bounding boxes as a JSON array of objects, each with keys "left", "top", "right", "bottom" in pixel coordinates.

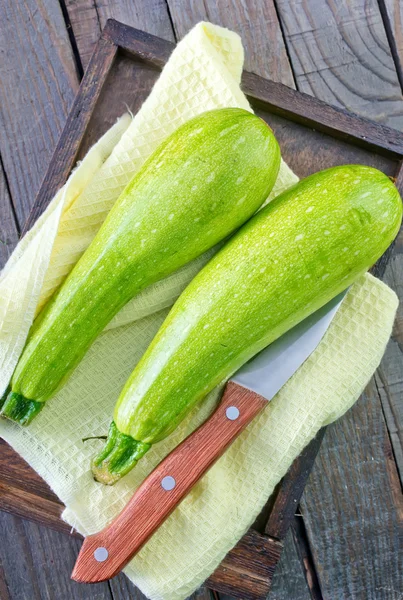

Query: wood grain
[
  {"left": 0, "top": 166, "right": 19, "bottom": 267},
  {"left": 22, "top": 30, "right": 118, "bottom": 234},
  {"left": 166, "top": 0, "right": 295, "bottom": 87},
  {"left": 65, "top": 0, "right": 175, "bottom": 71},
  {"left": 108, "top": 568, "right": 216, "bottom": 600},
  {"left": 187, "top": 589, "right": 217, "bottom": 600},
  {"left": 107, "top": 22, "right": 403, "bottom": 158},
  {"left": 0, "top": 439, "right": 72, "bottom": 536},
  {"left": 0, "top": 549, "right": 11, "bottom": 600},
  {"left": 380, "top": 0, "right": 403, "bottom": 89},
  {"left": 0, "top": 510, "right": 218, "bottom": 600},
  {"left": 63, "top": 0, "right": 104, "bottom": 71},
  {"left": 272, "top": 3, "right": 403, "bottom": 597},
  {"left": 0, "top": 512, "right": 113, "bottom": 600},
  {"left": 108, "top": 572, "right": 149, "bottom": 600},
  {"left": 374, "top": 222, "right": 403, "bottom": 483},
  {"left": 73, "top": 383, "right": 267, "bottom": 583},
  {"left": 0, "top": 5, "right": 89, "bottom": 600},
  {"left": 0, "top": 0, "right": 79, "bottom": 226},
  {"left": 289, "top": 517, "right": 323, "bottom": 600},
  {"left": 267, "top": 529, "right": 313, "bottom": 600},
  {"left": 242, "top": 70, "right": 403, "bottom": 159},
  {"left": 265, "top": 429, "right": 326, "bottom": 540},
  {"left": 275, "top": 0, "right": 403, "bottom": 130},
  {"left": 301, "top": 381, "right": 403, "bottom": 599},
  {"left": 1, "top": 15, "right": 402, "bottom": 600},
  {"left": 205, "top": 530, "right": 282, "bottom": 600}
]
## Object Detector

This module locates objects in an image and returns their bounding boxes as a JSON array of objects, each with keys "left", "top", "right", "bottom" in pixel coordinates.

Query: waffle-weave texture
[{"left": 0, "top": 22, "right": 398, "bottom": 600}]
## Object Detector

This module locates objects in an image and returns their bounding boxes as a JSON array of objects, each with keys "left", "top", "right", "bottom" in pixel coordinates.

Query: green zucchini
[
  {"left": 1, "top": 108, "right": 280, "bottom": 425},
  {"left": 92, "top": 164, "right": 402, "bottom": 484}
]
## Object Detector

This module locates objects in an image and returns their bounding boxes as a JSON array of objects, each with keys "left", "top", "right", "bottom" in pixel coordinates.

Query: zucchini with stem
[
  {"left": 92, "top": 165, "right": 402, "bottom": 484},
  {"left": 2, "top": 108, "right": 280, "bottom": 425}
]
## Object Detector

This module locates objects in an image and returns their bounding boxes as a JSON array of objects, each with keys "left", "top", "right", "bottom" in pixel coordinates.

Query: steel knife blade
[{"left": 232, "top": 290, "right": 346, "bottom": 399}]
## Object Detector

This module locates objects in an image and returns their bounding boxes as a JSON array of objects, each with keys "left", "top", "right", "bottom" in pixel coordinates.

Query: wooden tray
[{"left": 1, "top": 20, "right": 403, "bottom": 600}]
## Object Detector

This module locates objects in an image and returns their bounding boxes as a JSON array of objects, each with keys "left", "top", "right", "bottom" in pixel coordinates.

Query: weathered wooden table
[{"left": 0, "top": 1, "right": 402, "bottom": 599}]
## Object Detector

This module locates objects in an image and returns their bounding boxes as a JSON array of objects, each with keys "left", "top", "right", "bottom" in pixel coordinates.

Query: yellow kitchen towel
[{"left": 0, "top": 22, "right": 398, "bottom": 600}]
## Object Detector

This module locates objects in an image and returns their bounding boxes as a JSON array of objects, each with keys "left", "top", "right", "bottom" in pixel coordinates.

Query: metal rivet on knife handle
[
  {"left": 226, "top": 406, "right": 240, "bottom": 420},
  {"left": 93, "top": 547, "right": 109, "bottom": 562},
  {"left": 161, "top": 475, "right": 176, "bottom": 490}
]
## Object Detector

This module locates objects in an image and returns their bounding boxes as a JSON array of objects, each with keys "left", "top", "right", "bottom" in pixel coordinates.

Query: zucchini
[
  {"left": 92, "top": 165, "right": 402, "bottom": 484},
  {"left": 1, "top": 108, "right": 280, "bottom": 425}
]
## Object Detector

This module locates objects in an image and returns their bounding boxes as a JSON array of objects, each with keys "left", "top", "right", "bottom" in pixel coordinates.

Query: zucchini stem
[
  {"left": 0, "top": 391, "right": 44, "bottom": 425},
  {"left": 92, "top": 421, "right": 150, "bottom": 485}
]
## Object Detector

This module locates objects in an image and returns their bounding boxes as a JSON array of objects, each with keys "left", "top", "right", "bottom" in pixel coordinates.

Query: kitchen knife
[{"left": 72, "top": 290, "right": 346, "bottom": 583}]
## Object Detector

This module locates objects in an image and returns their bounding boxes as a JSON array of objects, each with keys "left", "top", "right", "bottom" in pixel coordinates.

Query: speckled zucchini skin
[
  {"left": 93, "top": 164, "right": 402, "bottom": 483},
  {"left": 4, "top": 108, "right": 280, "bottom": 422}
]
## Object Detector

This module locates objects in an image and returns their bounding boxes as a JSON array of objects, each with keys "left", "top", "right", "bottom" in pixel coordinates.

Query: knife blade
[
  {"left": 233, "top": 290, "right": 345, "bottom": 398},
  {"left": 72, "top": 291, "right": 346, "bottom": 584}
]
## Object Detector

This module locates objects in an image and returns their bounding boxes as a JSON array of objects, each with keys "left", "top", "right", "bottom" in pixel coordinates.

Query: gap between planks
[{"left": 377, "top": 0, "right": 403, "bottom": 92}]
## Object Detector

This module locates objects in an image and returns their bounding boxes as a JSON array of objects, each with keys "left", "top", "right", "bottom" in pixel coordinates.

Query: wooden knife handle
[{"left": 71, "top": 381, "right": 267, "bottom": 583}]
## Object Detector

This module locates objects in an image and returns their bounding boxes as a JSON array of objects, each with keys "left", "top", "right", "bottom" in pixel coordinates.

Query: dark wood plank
[
  {"left": 275, "top": 0, "right": 403, "bottom": 130},
  {"left": 22, "top": 30, "right": 118, "bottom": 234},
  {"left": 0, "top": 534, "right": 11, "bottom": 600},
  {"left": 75, "top": 51, "right": 160, "bottom": 162},
  {"left": 374, "top": 223, "right": 403, "bottom": 483},
  {"left": 166, "top": 0, "right": 295, "bottom": 87},
  {"left": 0, "top": 4, "right": 87, "bottom": 599},
  {"left": 0, "top": 438, "right": 65, "bottom": 511},
  {"left": 380, "top": 0, "right": 403, "bottom": 89},
  {"left": 289, "top": 517, "right": 322, "bottom": 600},
  {"left": 109, "top": 574, "right": 216, "bottom": 600},
  {"left": 95, "top": 0, "right": 175, "bottom": 42},
  {"left": 265, "top": 430, "right": 326, "bottom": 540},
  {"left": 0, "top": 166, "right": 19, "bottom": 267},
  {"left": 0, "top": 511, "right": 113, "bottom": 600},
  {"left": 0, "top": 478, "right": 67, "bottom": 536},
  {"left": 0, "top": 0, "right": 79, "bottom": 226},
  {"left": 65, "top": 0, "right": 175, "bottom": 71},
  {"left": 108, "top": 572, "right": 149, "bottom": 600},
  {"left": 267, "top": 529, "right": 314, "bottom": 600},
  {"left": 109, "top": 23, "right": 403, "bottom": 159},
  {"left": 187, "top": 589, "right": 217, "bottom": 600},
  {"left": 63, "top": 0, "right": 104, "bottom": 71},
  {"left": 243, "top": 71, "right": 403, "bottom": 158},
  {"left": 205, "top": 530, "right": 283, "bottom": 600},
  {"left": 301, "top": 380, "right": 403, "bottom": 599},
  {"left": 0, "top": 439, "right": 77, "bottom": 536}
]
